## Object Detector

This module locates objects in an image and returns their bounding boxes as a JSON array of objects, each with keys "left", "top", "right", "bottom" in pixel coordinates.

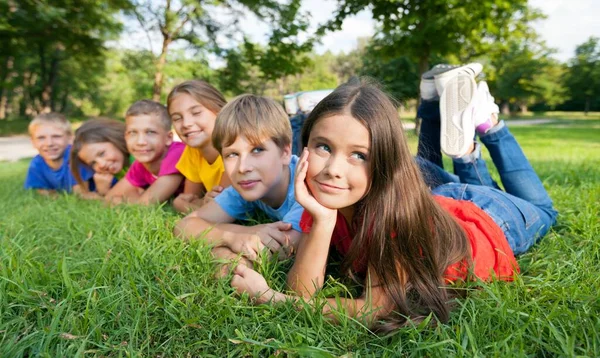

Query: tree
[
  {"left": 130, "top": 0, "right": 314, "bottom": 101},
  {"left": 487, "top": 38, "right": 567, "bottom": 114},
  {"left": 359, "top": 38, "right": 419, "bottom": 105},
  {"left": 565, "top": 37, "right": 600, "bottom": 114},
  {"left": 320, "top": 0, "right": 543, "bottom": 83},
  {"left": 0, "top": 0, "right": 129, "bottom": 117}
]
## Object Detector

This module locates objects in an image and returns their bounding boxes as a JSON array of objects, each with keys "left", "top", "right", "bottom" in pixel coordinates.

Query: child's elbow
[{"left": 173, "top": 216, "right": 197, "bottom": 242}]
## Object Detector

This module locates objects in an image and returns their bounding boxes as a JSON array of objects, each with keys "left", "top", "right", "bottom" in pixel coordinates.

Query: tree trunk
[
  {"left": 501, "top": 101, "right": 510, "bottom": 115},
  {"left": 585, "top": 97, "right": 590, "bottom": 115},
  {"left": 48, "top": 50, "right": 61, "bottom": 112},
  {"left": 415, "top": 53, "right": 430, "bottom": 136},
  {"left": 153, "top": 37, "right": 171, "bottom": 102},
  {"left": 0, "top": 56, "right": 14, "bottom": 120},
  {"left": 39, "top": 46, "right": 62, "bottom": 113},
  {"left": 278, "top": 77, "right": 285, "bottom": 97},
  {"left": 520, "top": 103, "right": 527, "bottom": 114},
  {"left": 59, "top": 90, "right": 69, "bottom": 113}
]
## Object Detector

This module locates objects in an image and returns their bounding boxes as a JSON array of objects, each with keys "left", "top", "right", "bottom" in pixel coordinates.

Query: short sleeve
[
  {"left": 24, "top": 157, "right": 48, "bottom": 189},
  {"left": 159, "top": 142, "right": 185, "bottom": 177},
  {"left": 125, "top": 161, "right": 148, "bottom": 188},
  {"left": 213, "top": 186, "right": 255, "bottom": 220},
  {"left": 199, "top": 155, "right": 225, "bottom": 192},
  {"left": 283, "top": 202, "right": 305, "bottom": 232},
  {"left": 176, "top": 146, "right": 202, "bottom": 183},
  {"left": 299, "top": 210, "right": 313, "bottom": 233},
  {"left": 73, "top": 163, "right": 95, "bottom": 187}
]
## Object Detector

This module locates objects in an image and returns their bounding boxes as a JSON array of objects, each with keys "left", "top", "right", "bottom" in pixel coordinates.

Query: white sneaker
[
  {"left": 434, "top": 63, "right": 483, "bottom": 96},
  {"left": 439, "top": 65, "right": 482, "bottom": 157},
  {"left": 420, "top": 64, "right": 462, "bottom": 101}
]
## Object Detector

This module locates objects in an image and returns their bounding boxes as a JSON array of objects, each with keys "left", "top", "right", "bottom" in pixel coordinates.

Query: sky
[{"left": 116, "top": 0, "right": 600, "bottom": 64}]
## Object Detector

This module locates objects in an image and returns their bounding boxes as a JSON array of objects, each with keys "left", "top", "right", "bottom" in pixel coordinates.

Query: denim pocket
[{"left": 504, "top": 194, "right": 540, "bottom": 230}]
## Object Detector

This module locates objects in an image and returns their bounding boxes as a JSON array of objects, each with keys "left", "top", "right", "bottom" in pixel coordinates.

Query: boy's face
[
  {"left": 30, "top": 123, "right": 71, "bottom": 166},
  {"left": 169, "top": 94, "right": 216, "bottom": 149},
  {"left": 222, "top": 135, "right": 292, "bottom": 206},
  {"left": 125, "top": 114, "right": 173, "bottom": 165}
]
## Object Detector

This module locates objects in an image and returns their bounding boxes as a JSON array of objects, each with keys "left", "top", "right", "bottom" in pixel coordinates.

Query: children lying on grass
[
  {"left": 174, "top": 94, "right": 303, "bottom": 275},
  {"left": 71, "top": 102, "right": 185, "bottom": 205},
  {"left": 102, "top": 100, "right": 185, "bottom": 205},
  {"left": 24, "top": 112, "right": 94, "bottom": 195},
  {"left": 231, "top": 71, "right": 558, "bottom": 331},
  {"left": 167, "top": 80, "right": 231, "bottom": 213}
]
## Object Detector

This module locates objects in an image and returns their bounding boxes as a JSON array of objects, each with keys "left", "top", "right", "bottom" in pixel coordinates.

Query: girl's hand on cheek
[
  {"left": 93, "top": 173, "right": 114, "bottom": 196},
  {"left": 295, "top": 148, "right": 337, "bottom": 223}
]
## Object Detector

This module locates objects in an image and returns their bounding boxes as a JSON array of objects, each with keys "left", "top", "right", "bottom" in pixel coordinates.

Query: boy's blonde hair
[
  {"left": 212, "top": 94, "right": 292, "bottom": 152},
  {"left": 28, "top": 112, "right": 71, "bottom": 136},
  {"left": 125, "top": 100, "right": 171, "bottom": 131}
]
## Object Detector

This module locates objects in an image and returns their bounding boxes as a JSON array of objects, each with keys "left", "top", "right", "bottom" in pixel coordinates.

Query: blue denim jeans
[
  {"left": 290, "top": 112, "right": 308, "bottom": 156},
  {"left": 416, "top": 100, "right": 558, "bottom": 255}
]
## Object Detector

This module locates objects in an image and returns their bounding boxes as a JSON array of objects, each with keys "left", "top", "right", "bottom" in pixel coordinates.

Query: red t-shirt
[{"left": 299, "top": 195, "right": 519, "bottom": 282}]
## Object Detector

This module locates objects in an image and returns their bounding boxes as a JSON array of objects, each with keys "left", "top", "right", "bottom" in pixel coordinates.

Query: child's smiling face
[
  {"left": 222, "top": 135, "right": 292, "bottom": 207},
  {"left": 169, "top": 94, "right": 217, "bottom": 149},
  {"left": 305, "top": 114, "right": 371, "bottom": 213},
  {"left": 125, "top": 114, "right": 172, "bottom": 166},
  {"left": 30, "top": 123, "right": 71, "bottom": 168},
  {"left": 78, "top": 141, "right": 125, "bottom": 175}
]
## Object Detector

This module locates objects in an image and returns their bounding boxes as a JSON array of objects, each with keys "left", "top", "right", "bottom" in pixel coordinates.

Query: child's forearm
[
  {"left": 36, "top": 189, "right": 57, "bottom": 197},
  {"left": 173, "top": 196, "right": 203, "bottom": 213},
  {"left": 286, "top": 220, "right": 335, "bottom": 297},
  {"left": 254, "top": 288, "right": 382, "bottom": 327},
  {"left": 174, "top": 216, "right": 242, "bottom": 246}
]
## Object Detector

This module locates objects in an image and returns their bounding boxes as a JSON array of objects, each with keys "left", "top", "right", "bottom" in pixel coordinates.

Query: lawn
[{"left": 0, "top": 120, "right": 599, "bottom": 356}]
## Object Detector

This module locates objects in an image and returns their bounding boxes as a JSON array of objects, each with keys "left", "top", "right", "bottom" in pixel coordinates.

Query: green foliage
[
  {"left": 89, "top": 49, "right": 213, "bottom": 116},
  {"left": 1, "top": 121, "right": 599, "bottom": 355},
  {"left": 130, "top": 0, "right": 314, "bottom": 100},
  {"left": 486, "top": 38, "right": 568, "bottom": 113},
  {"left": 218, "top": 49, "right": 338, "bottom": 98},
  {"left": 0, "top": 0, "right": 130, "bottom": 116},
  {"left": 564, "top": 37, "right": 600, "bottom": 113},
  {"left": 321, "top": 0, "right": 542, "bottom": 73},
  {"left": 360, "top": 38, "right": 419, "bottom": 104}
]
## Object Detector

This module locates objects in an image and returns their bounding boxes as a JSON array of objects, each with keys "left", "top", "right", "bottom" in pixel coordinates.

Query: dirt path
[
  {"left": 0, "top": 119, "right": 558, "bottom": 163},
  {"left": 0, "top": 136, "right": 38, "bottom": 162}
]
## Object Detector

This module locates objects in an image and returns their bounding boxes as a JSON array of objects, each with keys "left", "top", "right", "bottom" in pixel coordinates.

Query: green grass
[
  {"left": 1, "top": 121, "right": 599, "bottom": 356},
  {"left": 0, "top": 117, "right": 31, "bottom": 137},
  {"left": 500, "top": 111, "right": 600, "bottom": 121}
]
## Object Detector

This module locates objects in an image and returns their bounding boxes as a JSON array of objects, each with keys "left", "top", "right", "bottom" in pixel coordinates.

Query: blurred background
[{"left": 1, "top": 0, "right": 599, "bottom": 125}]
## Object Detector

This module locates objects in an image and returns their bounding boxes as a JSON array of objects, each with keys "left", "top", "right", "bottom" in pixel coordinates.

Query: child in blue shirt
[
  {"left": 24, "top": 113, "right": 94, "bottom": 195},
  {"left": 174, "top": 94, "right": 302, "bottom": 275}
]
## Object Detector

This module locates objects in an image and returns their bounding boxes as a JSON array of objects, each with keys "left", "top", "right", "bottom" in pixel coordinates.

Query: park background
[
  {"left": 1, "top": 0, "right": 600, "bottom": 124},
  {"left": 1, "top": 0, "right": 599, "bottom": 356}
]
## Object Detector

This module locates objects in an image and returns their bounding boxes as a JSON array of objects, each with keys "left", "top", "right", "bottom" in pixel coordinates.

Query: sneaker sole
[{"left": 439, "top": 74, "right": 477, "bottom": 157}]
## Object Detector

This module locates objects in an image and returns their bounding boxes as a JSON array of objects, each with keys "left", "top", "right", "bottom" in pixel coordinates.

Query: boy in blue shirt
[
  {"left": 174, "top": 94, "right": 302, "bottom": 274},
  {"left": 24, "top": 113, "right": 94, "bottom": 195}
]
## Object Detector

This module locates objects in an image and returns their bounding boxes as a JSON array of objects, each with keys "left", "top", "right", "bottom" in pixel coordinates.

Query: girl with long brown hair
[{"left": 231, "top": 74, "right": 557, "bottom": 331}]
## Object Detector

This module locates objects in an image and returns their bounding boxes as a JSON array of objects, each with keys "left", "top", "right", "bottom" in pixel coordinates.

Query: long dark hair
[
  {"left": 302, "top": 78, "right": 470, "bottom": 331},
  {"left": 70, "top": 118, "right": 128, "bottom": 189}
]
